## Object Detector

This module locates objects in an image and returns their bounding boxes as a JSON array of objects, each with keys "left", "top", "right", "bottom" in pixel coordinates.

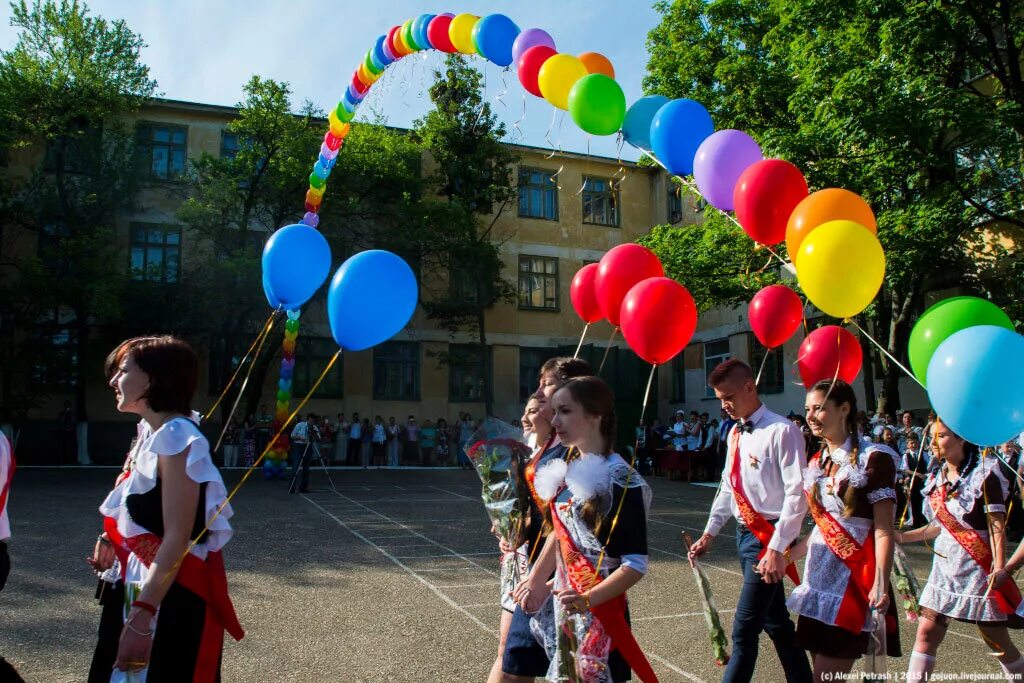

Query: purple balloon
[
  {"left": 512, "top": 28, "right": 555, "bottom": 65},
  {"left": 382, "top": 38, "right": 397, "bottom": 62},
  {"left": 302, "top": 211, "right": 319, "bottom": 228},
  {"left": 693, "top": 130, "right": 763, "bottom": 211}
]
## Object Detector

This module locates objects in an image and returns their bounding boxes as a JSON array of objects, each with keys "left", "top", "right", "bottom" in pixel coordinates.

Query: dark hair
[
  {"left": 808, "top": 378, "right": 860, "bottom": 517},
  {"left": 934, "top": 417, "right": 981, "bottom": 479},
  {"left": 106, "top": 336, "right": 197, "bottom": 415},
  {"left": 707, "top": 359, "right": 754, "bottom": 388},
  {"left": 538, "top": 357, "right": 594, "bottom": 385}
]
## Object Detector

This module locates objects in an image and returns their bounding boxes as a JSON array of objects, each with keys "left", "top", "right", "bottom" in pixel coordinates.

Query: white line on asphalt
[
  {"left": 393, "top": 552, "right": 496, "bottom": 559},
  {"left": 647, "top": 652, "right": 709, "bottom": 683},
  {"left": 304, "top": 496, "right": 498, "bottom": 637},
  {"left": 414, "top": 567, "right": 486, "bottom": 573},
  {"left": 650, "top": 517, "right": 737, "bottom": 539},
  {"left": 435, "top": 581, "right": 499, "bottom": 589},
  {"left": 634, "top": 609, "right": 736, "bottom": 622},
  {"left": 650, "top": 546, "right": 744, "bottom": 578},
  {"left": 430, "top": 485, "right": 479, "bottom": 501}
]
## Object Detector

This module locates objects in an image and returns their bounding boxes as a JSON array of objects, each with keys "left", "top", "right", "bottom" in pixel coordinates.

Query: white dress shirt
[
  {"left": 704, "top": 403, "right": 809, "bottom": 552},
  {"left": 290, "top": 422, "right": 309, "bottom": 443},
  {"left": 0, "top": 431, "right": 11, "bottom": 541}
]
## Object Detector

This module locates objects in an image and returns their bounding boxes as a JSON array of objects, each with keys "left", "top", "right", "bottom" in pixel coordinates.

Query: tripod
[{"left": 288, "top": 440, "right": 339, "bottom": 495}]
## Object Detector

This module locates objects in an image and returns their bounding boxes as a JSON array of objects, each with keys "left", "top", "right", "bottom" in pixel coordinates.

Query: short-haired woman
[{"left": 89, "top": 336, "right": 242, "bottom": 681}]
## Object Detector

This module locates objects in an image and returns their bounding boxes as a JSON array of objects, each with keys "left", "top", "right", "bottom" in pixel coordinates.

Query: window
[
  {"left": 582, "top": 176, "right": 619, "bottom": 226},
  {"left": 292, "top": 337, "right": 344, "bottom": 398},
  {"left": 450, "top": 254, "right": 479, "bottom": 304},
  {"left": 671, "top": 353, "right": 686, "bottom": 402},
  {"left": 749, "top": 335, "right": 785, "bottom": 394},
  {"left": 130, "top": 223, "right": 181, "bottom": 283},
  {"left": 220, "top": 131, "right": 242, "bottom": 159},
  {"left": 31, "top": 315, "right": 78, "bottom": 387},
  {"left": 518, "top": 255, "right": 559, "bottom": 310},
  {"left": 44, "top": 128, "right": 100, "bottom": 174},
  {"left": 373, "top": 341, "right": 420, "bottom": 400},
  {"left": 519, "top": 347, "right": 559, "bottom": 402},
  {"left": 703, "top": 339, "right": 731, "bottom": 398},
  {"left": 667, "top": 179, "right": 683, "bottom": 224},
  {"left": 449, "top": 343, "right": 493, "bottom": 403},
  {"left": 518, "top": 167, "right": 559, "bottom": 220},
  {"left": 39, "top": 222, "right": 70, "bottom": 273},
  {"left": 136, "top": 123, "right": 187, "bottom": 180}
]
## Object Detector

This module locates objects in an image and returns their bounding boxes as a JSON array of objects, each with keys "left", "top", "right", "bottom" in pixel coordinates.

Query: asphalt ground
[{"left": 0, "top": 467, "right": 1002, "bottom": 683}]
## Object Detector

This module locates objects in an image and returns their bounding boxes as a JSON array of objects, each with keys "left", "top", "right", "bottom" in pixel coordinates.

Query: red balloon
[
  {"left": 518, "top": 45, "right": 557, "bottom": 98},
  {"left": 351, "top": 71, "right": 370, "bottom": 95},
  {"left": 797, "top": 325, "right": 863, "bottom": 389},
  {"left": 749, "top": 285, "right": 804, "bottom": 349},
  {"left": 594, "top": 244, "right": 664, "bottom": 326},
  {"left": 620, "top": 277, "right": 697, "bottom": 365},
  {"left": 570, "top": 263, "right": 603, "bottom": 323},
  {"left": 427, "top": 15, "right": 457, "bottom": 53},
  {"left": 387, "top": 26, "right": 408, "bottom": 57},
  {"left": 733, "top": 159, "right": 808, "bottom": 246}
]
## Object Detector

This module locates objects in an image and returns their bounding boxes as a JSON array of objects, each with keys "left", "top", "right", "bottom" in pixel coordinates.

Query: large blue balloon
[
  {"left": 474, "top": 14, "right": 520, "bottom": 67},
  {"left": 413, "top": 14, "right": 436, "bottom": 50},
  {"left": 262, "top": 272, "right": 283, "bottom": 310},
  {"left": 622, "top": 95, "right": 668, "bottom": 152},
  {"left": 926, "top": 325, "right": 1024, "bottom": 446},
  {"left": 327, "top": 250, "right": 418, "bottom": 351},
  {"left": 262, "top": 224, "right": 332, "bottom": 309},
  {"left": 650, "top": 98, "right": 714, "bottom": 176}
]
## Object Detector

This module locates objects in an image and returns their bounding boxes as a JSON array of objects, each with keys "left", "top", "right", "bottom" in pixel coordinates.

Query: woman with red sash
[
  {"left": 89, "top": 336, "right": 243, "bottom": 682},
  {"left": 530, "top": 376, "right": 656, "bottom": 683},
  {"left": 896, "top": 418, "right": 1024, "bottom": 681},
  {"left": 786, "top": 379, "right": 901, "bottom": 680}
]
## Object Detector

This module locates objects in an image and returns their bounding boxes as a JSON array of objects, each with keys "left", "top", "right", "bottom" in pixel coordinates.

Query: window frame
[
  {"left": 581, "top": 175, "right": 621, "bottom": 227},
  {"left": 671, "top": 353, "right": 686, "bottom": 403},
  {"left": 129, "top": 222, "right": 182, "bottom": 283},
  {"left": 136, "top": 121, "right": 188, "bottom": 181},
  {"left": 448, "top": 343, "right": 493, "bottom": 403},
  {"left": 703, "top": 339, "right": 731, "bottom": 399},
  {"left": 748, "top": 334, "right": 785, "bottom": 395},
  {"left": 517, "top": 255, "right": 560, "bottom": 312},
  {"left": 667, "top": 178, "right": 684, "bottom": 224},
  {"left": 373, "top": 341, "right": 420, "bottom": 401},
  {"left": 292, "top": 336, "right": 345, "bottom": 399},
  {"left": 518, "top": 166, "right": 559, "bottom": 221}
]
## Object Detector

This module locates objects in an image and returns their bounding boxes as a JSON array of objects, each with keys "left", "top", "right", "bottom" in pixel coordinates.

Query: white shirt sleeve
[
  {"left": 767, "top": 424, "right": 808, "bottom": 552},
  {"left": 704, "top": 433, "right": 735, "bottom": 537}
]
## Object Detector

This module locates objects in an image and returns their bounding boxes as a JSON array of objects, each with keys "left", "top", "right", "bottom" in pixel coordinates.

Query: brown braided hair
[{"left": 808, "top": 379, "right": 860, "bottom": 518}]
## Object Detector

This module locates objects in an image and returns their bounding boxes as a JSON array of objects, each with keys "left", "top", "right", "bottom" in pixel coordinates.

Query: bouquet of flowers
[
  {"left": 893, "top": 543, "right": 922, "bottom": 622},
  {"left": 683, "top": 533, "right": 729, "bottom": 666},
  {"left": 464, "top": 418, "right": 533, "bottom": 552}
]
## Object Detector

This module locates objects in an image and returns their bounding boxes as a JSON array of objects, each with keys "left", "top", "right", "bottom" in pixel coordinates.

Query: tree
[
  {"left": 413, "top": 55, "right": 519, "bottom": 417},
  {"left": 643, "top": 0, "right": 1022, "bottom": 412},
  {"left": 0, "top": 0, "right": 156, "bottom": 425}
]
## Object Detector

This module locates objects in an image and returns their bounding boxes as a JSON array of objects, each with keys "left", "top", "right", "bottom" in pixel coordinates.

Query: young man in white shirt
[
  {"left": 288, "top": 414, "right": 314, "bottom": 493},
  {"left": 689, "top": 359, "right": 811, "bottom": 683}
]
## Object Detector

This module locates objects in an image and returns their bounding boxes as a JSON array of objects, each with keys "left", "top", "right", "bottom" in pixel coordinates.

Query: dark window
[
  {"left": 450, "top": 254, "right": 479, "bottom": 304},
  {"left": 208, "top": 335, "right": 245, "bottom": 396},
  {"left": 518, "top": 255, "right": 559, "bottom": 310},
  {"left": 519, "top": 347, "right": 560, "bottom": 402},
  {"left": 292, "top": 337, "right": 344, "bottom": 398},
  {"left": 130, "top": 222, "right": 181, "bottom": 283},
  {"left": 31, "top": 315, "right": 78, "bottom": 387},
  {"left": 373, "top": 341, "right": 420, "bottom": 400},
  {"left": 671, "top": 353, "right": 686, "bottom": 402},
  {"left": 749, "top": 335, "right": 785, "bottom": 395},
  {"left": 582, "top": 176, "right": 619, "bottom": 226},
  {"left": 667, "top": 179, "right": 683, "bottom": 224},
  {"left": 39, "top": 222, "right": 71, "bottom": 273},
  {"left": 518, "top": 167, "right": 559, "bottom": 220},
  {"left": 449, "top": 343, "right": 493, "bottom": 403},
  {"left": 136, "top": 123, "right": 187, "bottom": 180},
  {"left": 220, "top": 131, "right": 242, "bottom": 159},
  {"left": 704, "top": 339, "right": 731, "bottom": 398},
  {"left": 44, "top": 128, "right": 100, "bottom": 174}
]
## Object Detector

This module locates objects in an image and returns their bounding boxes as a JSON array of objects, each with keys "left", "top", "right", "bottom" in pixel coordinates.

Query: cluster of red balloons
[{"left": 570, "top": 244, "right": 697, "bottom": 365}]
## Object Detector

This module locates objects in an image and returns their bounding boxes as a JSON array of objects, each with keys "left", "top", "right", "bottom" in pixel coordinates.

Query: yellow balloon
[
  {"left": 795, "top": 219, "right": 885, "bottom": 319},
  {"left": 448, "top": 14, "right": 479, "bottom": 54},
  {"left": 538, "top": 54, "right": 589, "bottom": 111},
  {"left": 327, "top": 110, "right": 347, "bottom": 138}
]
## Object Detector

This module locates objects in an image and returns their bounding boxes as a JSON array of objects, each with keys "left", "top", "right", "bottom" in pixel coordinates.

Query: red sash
[
  {"left": 549, "top": 497, "right": 658, "bottom": 683},
  {"left": 0, "top": 444, "right": 15, "bottom": 515},
  {"left": 729, "top": 430, "right": 800, "bottom": 584},
  {"left": 928, "top": 485, "right": 1022, "bottom": 615},
  {"left": 805, "top": 453, "right": 876, "bottom": 633},
  {"left": 524, "top": 433, "right": 557, "bottom": 512}
]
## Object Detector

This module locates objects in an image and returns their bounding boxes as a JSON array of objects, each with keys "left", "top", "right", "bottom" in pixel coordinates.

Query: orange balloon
[
  {"left": 579, "top": 51, "right": 615, "bottom": 78},
  {"left": 786, "top": 188, "right": 876, "bottom": 258}
]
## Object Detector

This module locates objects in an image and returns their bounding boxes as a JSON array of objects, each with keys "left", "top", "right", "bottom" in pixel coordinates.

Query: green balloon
[
  {"left": 402, "top": 21, "right": 422, "bottom": 51},
  {"left": 309, "top": 172, "right": 326, "bottom": 190},
  {"left": 334, "top": 103, "right": 354, "bottom": 123},
  {"left": 568, "top": 74, "right": 627, "bottom": 137},
  {"left": 908, "top": 296, "right": 1014, "bottom": 385},
  {"left": 364, "top": 51, "right": 382, "bottom": 76}
]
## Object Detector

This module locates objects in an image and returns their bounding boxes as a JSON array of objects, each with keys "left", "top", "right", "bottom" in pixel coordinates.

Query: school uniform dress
[
  {"left": 788, "top": 438, "right": 902, "bottom": 658},
  {"left": 530, "top": 453, "right": 655, "bottom": 683},
  {"left": 919, "top": 458, "right": 1022, "bottom": 625},
  {"left": 704, "top": 404, "right": 812, "bottom": 683},
  {"left": 0, "top": 431, "right": 14, "bottom": 592},
  {"left": 92, "top": 417, "right": 243, "bottom": 682}
]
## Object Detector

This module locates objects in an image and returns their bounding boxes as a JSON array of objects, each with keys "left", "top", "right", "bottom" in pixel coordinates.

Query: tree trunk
[
  {"left": 877, "top": 289, "right": 919, "bottom": 414},
  {"left": 855, "top": 316, "right": 878, "bottom": 413},
  {"left": 477, "top": 305, "right": 492, "bottom": 419}
]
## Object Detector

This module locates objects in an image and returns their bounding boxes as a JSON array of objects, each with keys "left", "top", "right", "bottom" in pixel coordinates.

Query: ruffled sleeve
[{"left": 863, "top": 446, "right": 898, "bottom": 505}]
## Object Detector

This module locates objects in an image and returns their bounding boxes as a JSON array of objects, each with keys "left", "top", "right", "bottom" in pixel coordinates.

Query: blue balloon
[
  {"left": 413, "top": 14, "right": 436, "bottom": 50},
  {"left": 622, "top": 95, "right": 668, "bottom": 152},
  {"left": 263, "top": 272, "right": 283, "bottom": 309},
  {"left": 341, "top": 92, "right": 358, "bottom": 115},
  {"left": 346, "top": 83, "right": 365, "bottom": 104},
  {"left": 650, "top": 98, "right": 714, "bottom": 176},
  {"left": 371, "top": 35, "right": 392, "bottom": 70},
  {"left": 312, "top": 161, "right": 329, "bottom": 180},
  {"left": 926, "top": 325, "right": 1024, "bottom": 446},
  {"left": 327, "top": 250, "right": 418, "bottom": 351},
  {"left": 474, "top": 14, "right": 520, "bottom": 67},
  {"left": 262, "top": 224, "right": 332, "bottom": 309}
]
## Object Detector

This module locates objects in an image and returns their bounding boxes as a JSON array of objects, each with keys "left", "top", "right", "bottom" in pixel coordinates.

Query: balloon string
[
  {"left": 574, "top": 138, "right": 591, "bottom": 197},
  {"left": 755, "top": 347, "right": 771, "bottom": 387},
  {"left": 898, "top": 420, "right": 933, "bottom": 529},
  {"left": 158, "top": 349, "right": 343, "bottom": 594},
  {"left": 204, "top": 309, "right": 280, "bottom": 422},
  {"left": 598, "top": 327, "right": 619, "bottom": 376},
  {"left": 594, "top": 362, "right": 657, "bottom": 576},
  {"left": 543, "top": 108, "right": 558, "bottom": 158},
  {"left": 511, "top": 93, "right": 526, "bottom": 144},
  {"left": 494, "top": 66, "right": 509, "bottom": 111},
  {"left": 845, "top": 318, "right": 925, "bottom": 390},
  {"left": 574, "top": 322, "right": 590, "bottom": 359},
  {"left": 211, "top": 315, "right": 281, "bottom": 453}
]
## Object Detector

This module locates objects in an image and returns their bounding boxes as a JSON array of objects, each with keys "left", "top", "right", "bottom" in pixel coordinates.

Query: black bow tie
[{"left": 738, "top": 421, "right": 754, "bottom": 434}]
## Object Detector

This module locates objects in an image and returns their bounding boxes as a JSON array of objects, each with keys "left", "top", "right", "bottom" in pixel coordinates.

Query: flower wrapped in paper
[{"left": 464, "top": 418, "right": 533, "bottom": 551}]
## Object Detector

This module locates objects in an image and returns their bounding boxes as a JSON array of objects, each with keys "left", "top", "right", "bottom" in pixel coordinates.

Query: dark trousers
[
  {"left": 347, "top": 437, "right": 362, "bottom": 465},
  {"left": 723, "top": 526, "right": 812, "bottom": 683},
  {"left": 289, "top": 442, "right": 311, "bottom": 492},
  {"left": 0, "top": 540, "right": 9, "bottom": 592}
]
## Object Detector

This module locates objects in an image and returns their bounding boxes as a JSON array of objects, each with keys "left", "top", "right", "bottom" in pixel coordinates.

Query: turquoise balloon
[
  {"left": 622, "top": 95, "right": 668, "bottom": 151},
  {"left": 926, "top": 325, "right": 1024, "bottom": 446},
  {"left": 327, "top": 250, "right": 418, "bottom": 351},
  {"left": 568, "top": 74, "right": 626, "bottom": 136},
  {"left": 909, "top": 296, "right": 1013, "bottom": 386}
]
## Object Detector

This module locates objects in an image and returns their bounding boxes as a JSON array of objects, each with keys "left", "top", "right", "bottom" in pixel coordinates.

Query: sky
[{"left": 0, "top": 1, "right": 665, "bottom": 161}]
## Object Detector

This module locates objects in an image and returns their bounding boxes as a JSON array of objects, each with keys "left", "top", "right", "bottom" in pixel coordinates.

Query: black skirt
[{"left": 796, "top": 589, "right": 902, "bottom": 660}]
